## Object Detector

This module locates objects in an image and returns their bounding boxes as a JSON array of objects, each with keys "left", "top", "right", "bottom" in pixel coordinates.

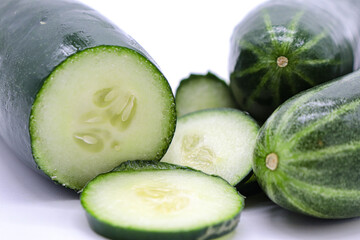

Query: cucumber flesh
[
  {"left": 81, "top": 166, "right": 243, "bottom": 240},
  {"left": 161, "top": 109, "right": 259, "bottom": 185},
  {"left": 30, "top": 46, "right": 175, "bottom": 190},
  {"left": 175, "top": 72, "right": 237, "bottom": 117}
]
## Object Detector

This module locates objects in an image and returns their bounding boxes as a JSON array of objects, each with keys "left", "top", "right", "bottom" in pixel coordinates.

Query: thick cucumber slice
[
  {"left": 175, "top": 72, "right": 237, "bottom": 117},
  {"left": 81, "top": 164, "right": 244, "bottom": 240},
  {"left": 30, "top": 46, "right": 176, "bottom": 190},
  {"left": 161, "top": 109, "right": 259, "bottom": 186}
]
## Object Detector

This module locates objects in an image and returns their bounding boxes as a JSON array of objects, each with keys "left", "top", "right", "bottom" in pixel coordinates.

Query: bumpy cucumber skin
[
  {"left": 253, "top": 70, "right": 360, "bottom": 219},
  {"left": 229, "top": 0, "right": 360, "bottom": 123},
  {"left": 82, "top": 162, "right": 244, "bottom": 240},
  {"left": 0, "top": 0, "right": 175, "bottom": 186},
  {"left": 175, "top": 72, "right": 238, "bottom": 117}
]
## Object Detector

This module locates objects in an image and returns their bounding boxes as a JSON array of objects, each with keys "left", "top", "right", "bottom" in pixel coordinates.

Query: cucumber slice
[
  {"left": 81, "top": 163, "right": 244, "bottom": 240},
  {"left": 161, "top": 108, "right": 259, "bottom": 185},
  {"left": 30, "top": 46, "right": 175, "bottom": 190},
  {"left": 175, "top": 72, "right": 237, "bottom": 117}
]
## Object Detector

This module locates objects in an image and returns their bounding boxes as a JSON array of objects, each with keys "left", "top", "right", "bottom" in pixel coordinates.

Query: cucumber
[
  {"left": 81, "top": 160, "right": 244, "bottom": 240},
  {"left": 161, "top": 108, "right": 259, "bottom": 186},
  {"left": 175, "top": 72, "right": 237, "bottom": 117},
  {"left": 229, "top": 0, "right": 360, "bottom": 123},
  {"left": 253, "top": 70, "right": 360, "bottom": 219},
  {"left": 0, "top": 0, "right": 176, "bottom": 190}
]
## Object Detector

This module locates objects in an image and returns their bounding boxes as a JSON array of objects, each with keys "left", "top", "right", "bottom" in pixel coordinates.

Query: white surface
[{"left": 2, "top": 0, "right": 360, "bottom": 239}]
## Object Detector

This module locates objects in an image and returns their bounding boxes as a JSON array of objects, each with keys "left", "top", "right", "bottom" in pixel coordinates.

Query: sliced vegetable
[
  {"left": 0, "top": 0, "right": 175, "bottom": 190},
  {"left": 161, "top": 108, "right": 259, "bottom": 186},
  {"left": 175, "top": 72, "right": 237, "bottom": 117},
  {"left": 253, "top": 70, "right": 360, "bottom": 218},
  {"left": 229, "top": 0, "right": 360, "bottom": 123},
  {"left": 81, "top": 160, "right": 244, "bottom": 240}
]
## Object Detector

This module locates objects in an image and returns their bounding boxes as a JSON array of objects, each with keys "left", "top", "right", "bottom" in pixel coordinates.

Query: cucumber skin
[
  {"left": 253, "top": 70, "right": 360, "bottom": 219},
  {"left": 113, "top": 160, "right": 192, "bottom": 172},
  {"left": 0, "top": 0, "right": 175, "bottom": 178},
  {"left": 86, "top": 211, "right": 240, "bottom": 240},
  {"left": 82, "top": 162, "right": 243, "bottom": 240},
  {"left": 229, "top": 0, "right": 360, "bottom": 123}
]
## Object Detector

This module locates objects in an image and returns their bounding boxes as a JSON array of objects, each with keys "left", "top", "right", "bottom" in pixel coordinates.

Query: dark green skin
[
  {"left": 229, "top": 0, "right": 360, "bottom": 123},
  {"left": 0, "top": 0, "right": 174, "bottom": 176},
  {"left": 253, "top": 70, "right": 360, "bottom": 218},
  {"left": 86, "top": 212, "right": 240, "bottom": 240},
  {"left": 113, "top": 160, "right": 192, "bottom": 172}
]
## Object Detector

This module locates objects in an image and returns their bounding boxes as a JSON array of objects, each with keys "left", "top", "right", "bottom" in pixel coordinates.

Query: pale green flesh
[
  {"left": 161, "top": 109, "right": 259, "bottom": 185},
  {"left": 30, "top": 46, "right": 174, "bottom": 190},
  {"left": 176, "top": 77, "right": 237, "bottom": 117},
  {"left": 81, "top": 170, "right": 243, "bottom": 231}
]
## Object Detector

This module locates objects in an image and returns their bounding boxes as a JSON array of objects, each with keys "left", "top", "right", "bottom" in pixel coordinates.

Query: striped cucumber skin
[
  {"left": 229, "top": 0, "right": 360, "bottom": 123},
  {"left": 253, "top": 70, "right": 360, "bottom": 218}
]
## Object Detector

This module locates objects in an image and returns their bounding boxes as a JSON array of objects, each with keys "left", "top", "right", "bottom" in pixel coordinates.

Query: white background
[{"left": 1, "top": 0, "right": 360, "bottom": 239}]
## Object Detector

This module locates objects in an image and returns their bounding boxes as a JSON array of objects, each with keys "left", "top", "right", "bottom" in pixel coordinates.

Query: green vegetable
[
  {"left": 175, "top": 72, "right": 237, "bottom": 117},
  {"left": 0, "top": 0, "right": 175, "bottom": 190},
  {"left": 81, "top": 160, "right": 244, "bottom": 240},
  {"left": 229, "top": 0, "right": 360, "bottom": 123},
  {"left": 161, "top": 108, "right": 259, "bottom": 186},
  {"left": 253, "top": 70, "right": 360, "bottom": 219}
]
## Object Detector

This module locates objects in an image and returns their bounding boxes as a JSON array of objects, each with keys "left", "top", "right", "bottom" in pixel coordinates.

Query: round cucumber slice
[
  {"left": 161, "top": 108, "right": 259, "bottom": 186},
  {"left": 30, "top": 46, "right": 176, "bottom": 190},
  {"left": 81, "top": 167, "right": 244, "bottom": 240},
  {"left": 175, "top": 72, "right": 237, "bottom": 117}
]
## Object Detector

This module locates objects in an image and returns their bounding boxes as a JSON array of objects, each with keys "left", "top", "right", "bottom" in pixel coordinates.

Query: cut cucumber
[
  {"left": 30, "top": 46, "right": 175, "bottom": 190},
  {"left": 175, "top": 72, "right": 237, "bottom": 117},
  {"left": 81, "top": 161, "right": 244, "bottom": 240},
  {"left": 0, "top": 0, "right": 175, "bottom": 190},
  {"left": 161, "top": 108, "right": 259, "bottom": 186}
]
